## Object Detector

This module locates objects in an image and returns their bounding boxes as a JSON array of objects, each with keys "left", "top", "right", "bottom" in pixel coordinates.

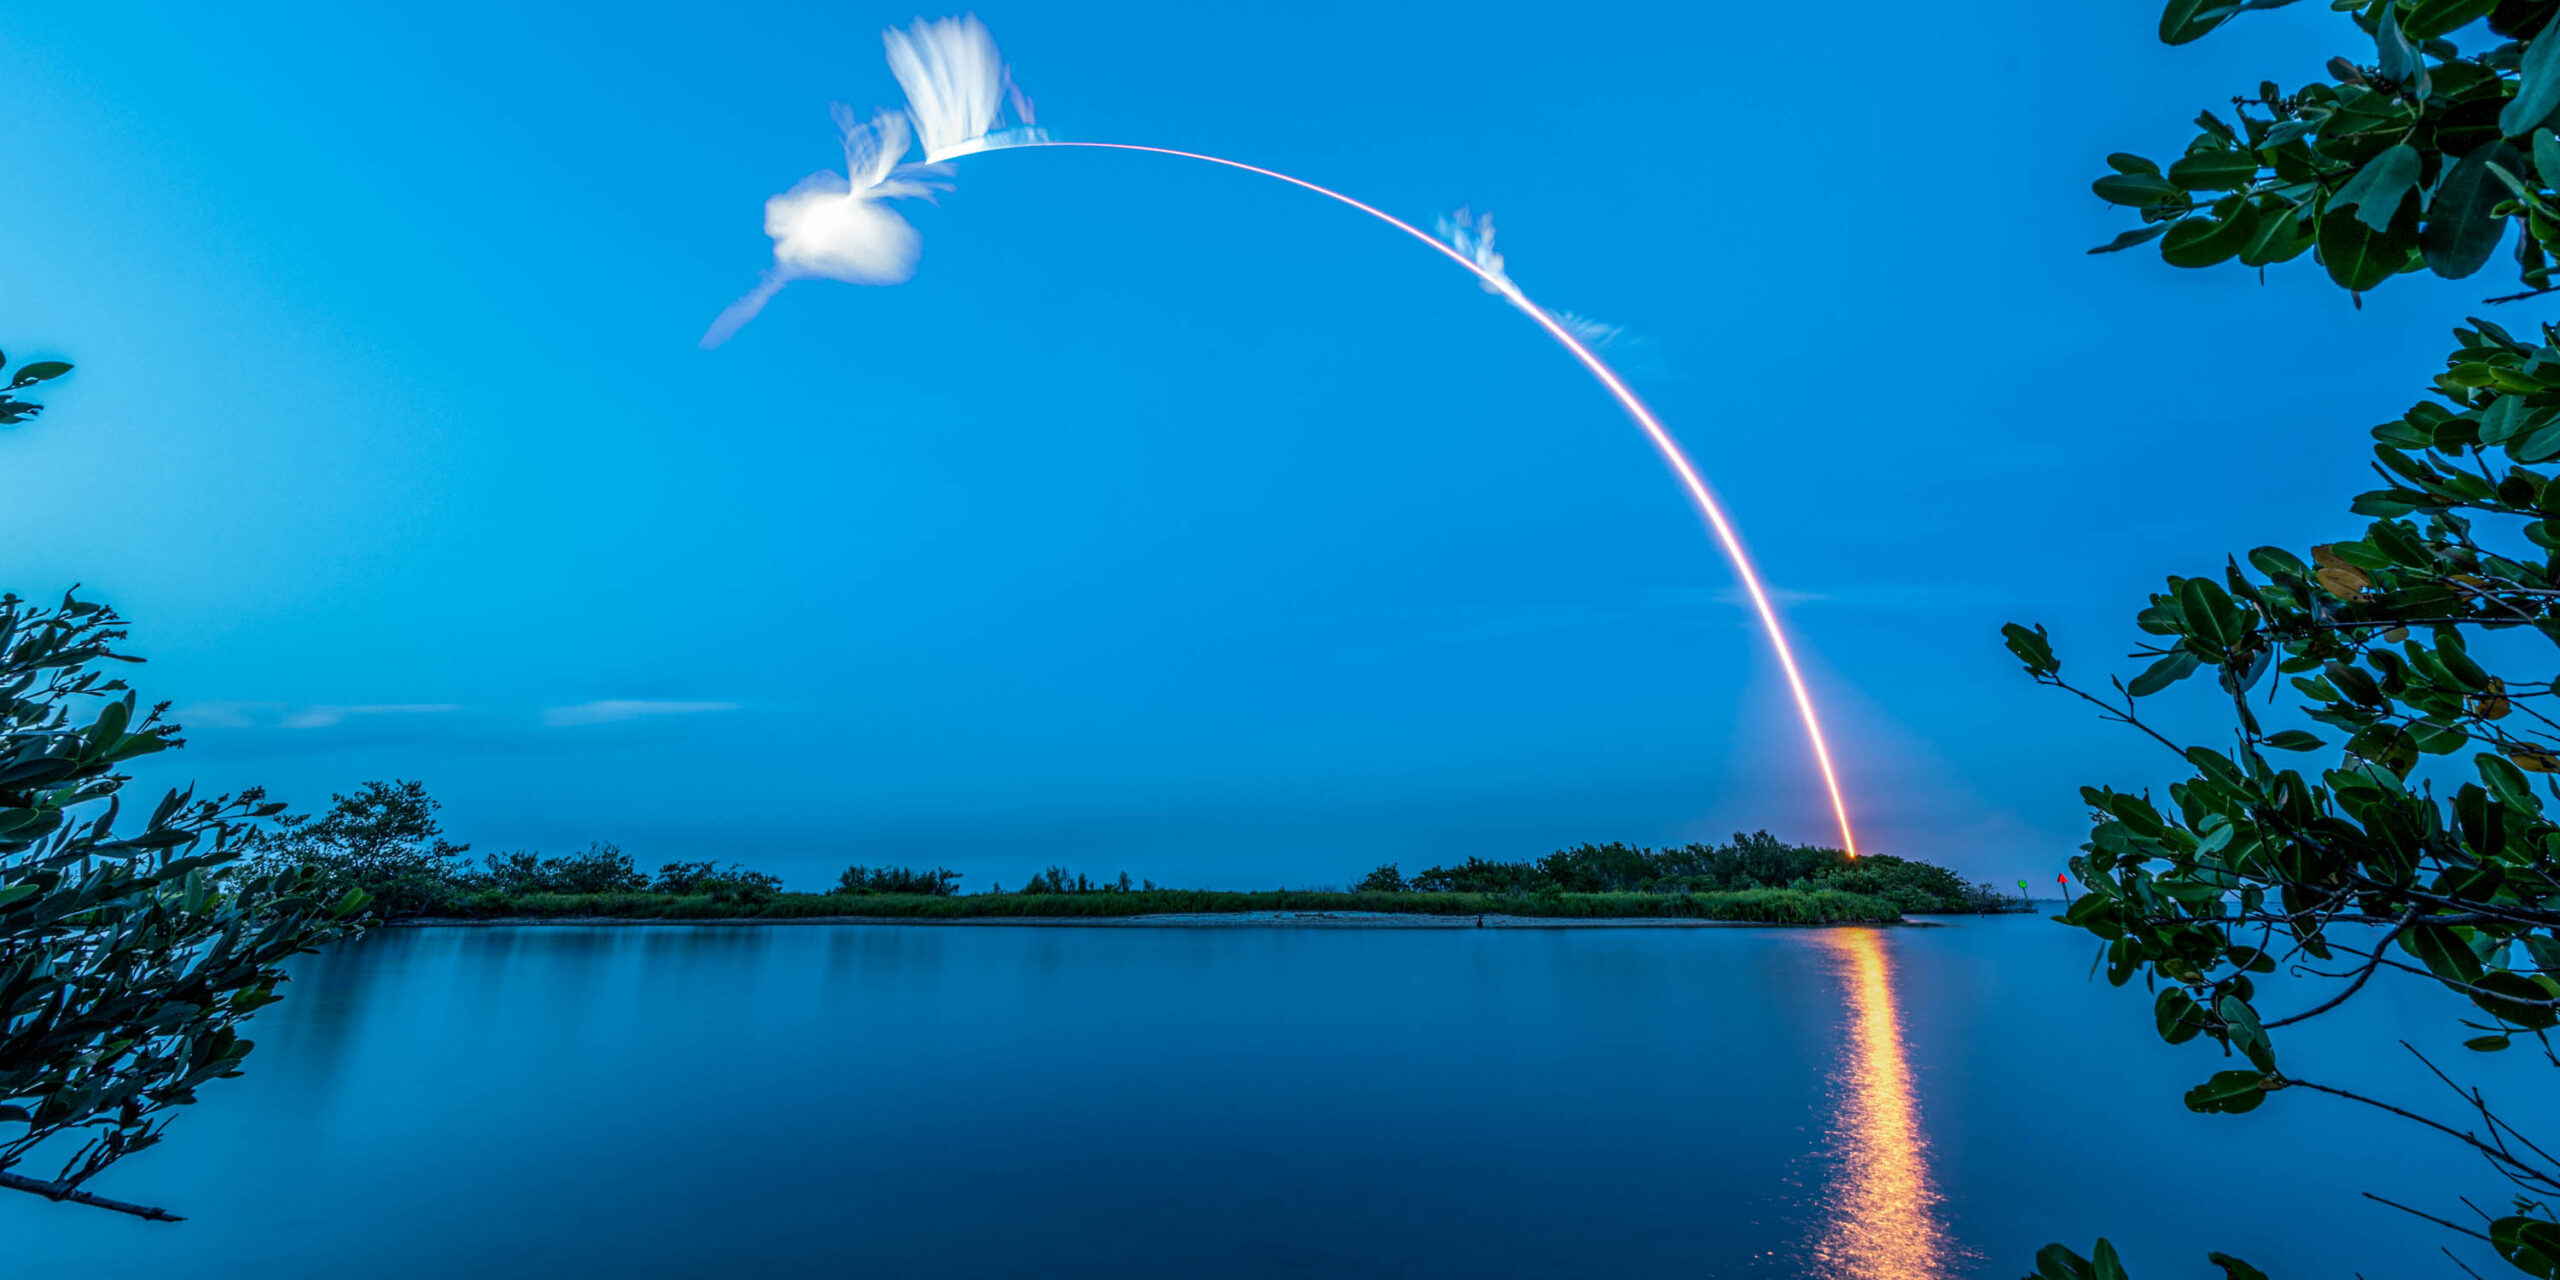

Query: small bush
[
  {"left": 653, "top": 859, "right": 783, "bottom": 904},
  {"left": 479, "top": 841, "right": 647, "bottom": 895},
  {"left": 833, "top": 863, "right": 962, "bottom": 896},
  {"left": 1408, "top": 855, "right": 1546, "bottom": 894},
  {"left": 238, "top": 779, "right": 473, "bottom": 919},
  {"left": 1014, "top": 866, "right": 1121, "bottom": 894}
]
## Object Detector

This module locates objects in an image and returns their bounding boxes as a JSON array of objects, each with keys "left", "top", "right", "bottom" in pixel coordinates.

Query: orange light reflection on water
[{"left": 1811, "top": 928, "right": 1961, "bottom": 1280}]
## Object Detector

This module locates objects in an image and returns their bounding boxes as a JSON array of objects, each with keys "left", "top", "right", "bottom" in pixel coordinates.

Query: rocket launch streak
[
  {"left": 708, "top": 13, "right": 1861, "bottom": 859},
  {"left": 986, "top": 140, "right": 1862, "bottom": 859}
]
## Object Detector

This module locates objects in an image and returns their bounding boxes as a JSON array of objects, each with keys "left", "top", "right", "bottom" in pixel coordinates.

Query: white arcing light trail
[{"left": 708, "top": 18, "right": 1862, "bottom": 859}]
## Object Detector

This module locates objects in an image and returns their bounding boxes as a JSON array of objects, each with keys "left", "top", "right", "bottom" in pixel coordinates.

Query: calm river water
[{"left": 7, "top": 912, "right": 2544, "bottom": 1277}]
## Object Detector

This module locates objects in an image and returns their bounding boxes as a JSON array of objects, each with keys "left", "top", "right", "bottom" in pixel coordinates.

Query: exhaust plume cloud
[
  {"left": 702, "top": 16, "right": 1036, "bottom": 347},
  {"left": 1436, "top": 209, "right": 1510, "bottom": 293},
  {"left": 700, "top": 108, "right": 942, "bottom": 348},
  {"left": 1439, "top": 208, "right": 1641, "bottom": 360},
  {"left": 888, "top": 15, "right": 1012, "bottom": 162}
]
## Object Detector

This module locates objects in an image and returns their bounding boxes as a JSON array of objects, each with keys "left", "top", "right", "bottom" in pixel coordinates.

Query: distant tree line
[
  {"left": 234, "top": 787, "right": 2015, "bottom": 920},
  {"left": 237, "top": 782, "right": 951, "bottom": 918},
  {"left": 1357, "top": 830, "right": 2017, "bottom": 914}
]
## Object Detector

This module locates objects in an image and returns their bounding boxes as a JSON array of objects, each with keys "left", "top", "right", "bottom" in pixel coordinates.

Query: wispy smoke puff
[
  {"left": 1436, "top": 208, "right": 1510, "bottom": 293},
  {"left": 888, "top": 15, "right": 1010, "bottom": 162},
  {"left": 1439, "top": 209, "right": 1650, "bottom": 367},
  {"left": 1549, "top": 311, "right": 1612, "bottom": 342},
  {"left": 702, "top": 109, "right": 943, "bottom": 347},
  {"left": 704, "top": 16, "right": 1037, "bottom": 347}
]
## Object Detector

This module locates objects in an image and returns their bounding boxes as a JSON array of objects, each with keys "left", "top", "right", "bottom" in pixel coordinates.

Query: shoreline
[
  {"left": 393, "top": 910, "right": 1947, "bottom": 930},
  {"left": 370, "top": 885, "right": 2016, "bottom": 927}
]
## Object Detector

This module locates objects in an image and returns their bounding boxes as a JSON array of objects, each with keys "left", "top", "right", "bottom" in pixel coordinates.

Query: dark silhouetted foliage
[
  {"left": 1012, "top": 866, "right": 1139, "bottom": 894},
  {"left": 0, "top": 590, "right": 363, "bottom": 1221},
  {"left": 478, "top": 842, "right": 647, "bottom": 895},
  {"left": 833, "top": 864, "right": 961, "bottom": 896},
  {"left": 422, "top": 885, "right": 1906, "bottom": 924},
  {"left": 1357, "top": 863, "right": 1407, "bottom": 892},
  {"left": 240, "top": 780, "right": 471, "bottom": 919},
  {"left": 1408, "top": 832, "right": 2013, "bottom": 913},
  {"left": 651, "top": 860, "right": 783, "bottom": 904},
  {"left": 0, "top": 353, "right": 71, "bottom": 428}
]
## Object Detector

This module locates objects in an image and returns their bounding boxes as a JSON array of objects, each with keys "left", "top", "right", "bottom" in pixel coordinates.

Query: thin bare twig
[
  {"left": 2365, "top": 1192, "right": 2494, "bottom": 1242},
  {"left": 2265, "top": 909, "right": 2417, "bottom": 1029},
  {"left": 2290, "top": 1079, "right": 2559, "bottom": 1192},
  {"left": 2043, "top": 674, "right": 2186, "bottom": 755}
]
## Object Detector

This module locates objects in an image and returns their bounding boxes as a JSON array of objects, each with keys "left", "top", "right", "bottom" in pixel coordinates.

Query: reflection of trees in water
[
  {"left": 1810, "top": 928, "right": 1962, "bottom": 1280},
  {"left": 249, "top": 928, "right": 428, "bottom": 1120}
]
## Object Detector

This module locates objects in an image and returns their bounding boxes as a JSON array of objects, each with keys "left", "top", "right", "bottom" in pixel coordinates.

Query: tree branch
[
  {"left": 2263, "top": 908, "right": 2416, "bottom": 1029},
  {"left": 0, "top": 1170, "right": 184, "bottom": 1222},
  {"left": 2289, "top": 1078, "right": 2560, "bottom": 1193},
  {"left": 2364, "top": 1191, "right": 2494, "bottom": 1243},
  {"left": 2040, "top": 673, "right": 2186, "bottom": 756}
]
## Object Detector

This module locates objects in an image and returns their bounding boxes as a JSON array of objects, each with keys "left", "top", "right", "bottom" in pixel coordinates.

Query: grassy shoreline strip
[{"left": 410, "top": 886, "right": 1905, "bottom": 924}]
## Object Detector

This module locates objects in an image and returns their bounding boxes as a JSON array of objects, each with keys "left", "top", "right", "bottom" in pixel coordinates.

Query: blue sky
[{"left": 0, "top": 1, "right": 2499, "bottom": 890}]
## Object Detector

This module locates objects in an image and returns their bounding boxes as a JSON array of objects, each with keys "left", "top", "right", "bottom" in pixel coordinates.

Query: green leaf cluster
[
  {"left": 2017, "top": 1244, "right": 2263, "bottom": 1280},
  {"left": 2092, "top": 0, "right": 2560, "bottom": 294},
  {"left": 2035, "top": 317, "right": 2560, "bottom": 1067},
  {"left": 2024, "top": 1238, "right": 2267, "bottom": 1280},
  {"left": 2011, "top": 322, "right": 2560, "bottom": 1266},
  {"left": 2016, "top": 5, "right": 2560, "bottom": 1271},
  {"left": 0, "top": 353, "right": 70, "bottom": 429}
]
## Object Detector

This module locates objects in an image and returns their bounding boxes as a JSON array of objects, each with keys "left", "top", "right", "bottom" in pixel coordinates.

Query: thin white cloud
[
  {"left": 178, "top": 702, "right": 461, "bottom": 730},
  {"left": 1653, "top": 584, "right": 2032, "bottom": 611},
  {"left": 540, "top": 700, "right": 740, "bottom": 728},
  {"left": 1655, "top": 585, "right": 1831, "bottom": 610},
  {"left": 280, "top": 704, "right": 465, "bottom": 730}
]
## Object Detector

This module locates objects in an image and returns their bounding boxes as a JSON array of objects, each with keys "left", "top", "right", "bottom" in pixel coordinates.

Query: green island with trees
[{"left": 229, "top": 780, "right": 2024, "bottom": 925}]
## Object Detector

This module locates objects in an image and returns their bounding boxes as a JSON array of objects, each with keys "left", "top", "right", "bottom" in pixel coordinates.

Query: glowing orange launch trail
[{"left": 987, "top": 139, "right": 1861, "bottom": 858}]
